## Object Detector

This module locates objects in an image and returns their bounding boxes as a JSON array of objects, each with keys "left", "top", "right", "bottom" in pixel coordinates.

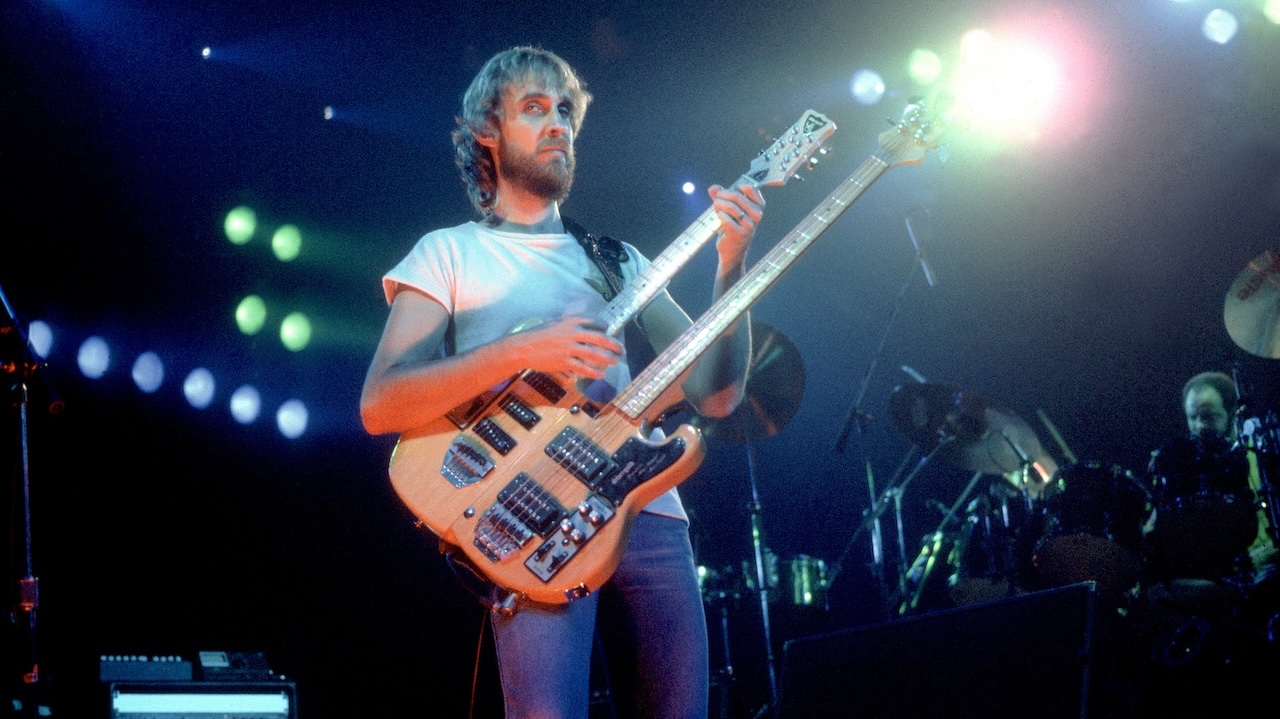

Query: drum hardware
[
  {"left": 886, "top": 381, "right": 1065, "bottom": 612},
  {"left": 898, "top": 471, "right": 985, "bottom": 615},
  {"left": 828, "top": 435, "right": 959, "bottom": 617},
  {"left": 692, "top": 321, "right": 805, "bottom": 719}
]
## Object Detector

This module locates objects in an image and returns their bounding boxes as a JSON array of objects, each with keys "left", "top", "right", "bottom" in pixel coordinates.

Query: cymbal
[
  {"left": 1224, "top": 247, "right": 1280, "bottom": 359},
  {"left": 888, "top": 382, "right": 987, "bottom": 450},
  {"left": 944, "top": 405, "right": 1057, "bottom": 483},
  {"left": 695, "top": 321, "right": 805, "bottom": 443},
  {"left": 889, "top": 382, "right": 1058, "bottom": 484}
]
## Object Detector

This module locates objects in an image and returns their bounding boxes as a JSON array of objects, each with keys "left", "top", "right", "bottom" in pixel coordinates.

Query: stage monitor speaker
[
  {"left": 108, "top": 681, "right": 298, "bottom": 719},
  {"left": 778, "top": 582, "right": 1097, "bottom": 719}
]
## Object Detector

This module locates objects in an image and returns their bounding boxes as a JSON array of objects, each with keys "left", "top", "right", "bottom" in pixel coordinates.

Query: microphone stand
[
  {"left": 1, "top": 283, "right": 61, "bottom": 719},
  {"left": 832, "top": 259, "right": 922, "bottom": 617},
  {"left": 829, "top": 435, "right": 955, "bottom": 613}
]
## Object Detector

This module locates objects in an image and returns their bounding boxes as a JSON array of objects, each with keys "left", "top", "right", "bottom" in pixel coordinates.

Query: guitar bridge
[
  {"left": 473, "top": 473, "right": 568, "bottom": 563},
  {"left": 441, "top": 438, "right": 494, "bottom": 488}
]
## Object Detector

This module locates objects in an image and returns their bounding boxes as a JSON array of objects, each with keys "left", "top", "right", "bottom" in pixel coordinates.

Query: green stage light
[
  {"left": 908, "top": 48, "right": 943, "bottom": 86},
  {"left": 224, "top": 206, "right": 257, "bottom": 245},
  {"left": 1267, "top": 0, "right": 1280, "bottom": 25},
  {"left": 280, "top": 312, "right": 312, "bottom": 352},
  {"left": 272, "top": 224, "right": 303, "bottom": 262},
  {"left": 235, "top": 295, "right": 268, "bottom": 335}
]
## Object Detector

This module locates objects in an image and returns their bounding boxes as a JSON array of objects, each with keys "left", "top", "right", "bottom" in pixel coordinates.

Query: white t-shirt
[{"left": 382, "top": 220, "right": 688, "bottom": 521}]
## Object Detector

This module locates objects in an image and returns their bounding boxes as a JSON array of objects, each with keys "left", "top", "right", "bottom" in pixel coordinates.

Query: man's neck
[{"left": 486, "top": 192, "right": 562, "bottom": 234}]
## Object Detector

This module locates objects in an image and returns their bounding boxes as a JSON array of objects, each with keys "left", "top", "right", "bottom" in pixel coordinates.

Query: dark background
[{"left": 3, "top": 0, "right": 1278, "bottom": 716}]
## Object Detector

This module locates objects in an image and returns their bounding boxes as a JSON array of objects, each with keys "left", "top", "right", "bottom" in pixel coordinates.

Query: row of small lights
[
  {"left": 25, "top": 319, "right": 311, "bottom": 439},
  {"left": 17, "top": 205, "right": 321, "bottom": 439}
]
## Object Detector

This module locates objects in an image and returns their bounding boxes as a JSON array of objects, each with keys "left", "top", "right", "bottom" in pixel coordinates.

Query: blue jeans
[{"left": 491, "top": 513, "right": 709, "bottom": 719}]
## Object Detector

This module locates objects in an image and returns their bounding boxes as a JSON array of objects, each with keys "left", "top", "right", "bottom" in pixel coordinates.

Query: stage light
[
  {"left": 271, "top": 224, "right": 302, "bottom": 262},
  {"left": 235, "top": 295, "right": 268, "bottom": 336},
  {"left": 849, "top": 68, "right": 886, "bottom": 106},
  {"left": 1267, "top": 0, "right": 1280, "bottom": 24},
  {"left": 77, "top": 336, "right": 110, "bottom": 379},
  {"left": 279, "top": 312, "right": 311, "bottom": 352},
  {"left": 276, "top": 399, "right": 308, "bottom": 439},
  {"left": 183, "top": 368, "right": 216, "bottom": 409},
  {"left": 682, "top": 182, "right": 695, "bottom": 195},
  {"left": 1202, "top": 9, "right": 1239, "bottom": 44},
  {"left": 28, "top": 321, "right": 52, "bottom": 359},
  {"left": 131, "top": 352, "right": 164, "bottom": 394},
  {"left": 907, "top": 48, "right": 943, "bottom": 86},
  {"left": 224, "top": 206, "right": 257, "bottom": 245},
  {"left": 323, "top": 106, "right": 334, "bottom": 120},
  {"left": 960, "top": 29, "right": 995, "bottom": 64},
  {"left": 201, "top": 47, "right": 211, "bottom": 59},
  {"left": 948, "top": 32, "right": 1062, "bottom": 141},
  {"left": 230, "top": 385, "right": 262, "bottom": 425}
]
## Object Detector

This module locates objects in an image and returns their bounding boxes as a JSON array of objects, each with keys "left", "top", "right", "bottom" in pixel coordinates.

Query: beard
[{"left": 498, "top": 139, "right": 575, "bottom": 202}]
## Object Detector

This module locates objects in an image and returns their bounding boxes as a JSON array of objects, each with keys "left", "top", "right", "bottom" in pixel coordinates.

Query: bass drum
[
  {"left": 1031, "top": 462, "right": 1149, "bottom": 594},
  {"left": 1147, "top": 436, "right": 1258, "bottom": 580}
]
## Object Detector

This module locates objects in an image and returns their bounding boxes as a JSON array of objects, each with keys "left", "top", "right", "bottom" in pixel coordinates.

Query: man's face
[
  {"left": 490, "top": 81, "right": 576, "bottom": 202},
  {"left": 1184, "top": 385, "right": 1233, "bottom": 439}
]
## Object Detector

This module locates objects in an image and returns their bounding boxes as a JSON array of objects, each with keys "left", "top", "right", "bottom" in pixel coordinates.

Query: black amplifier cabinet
[
  {"left": 778, "top": 582, "right": 1098, "bottom": 719},
  {"left": 108, "top": 681, "right": 297, "bottom": 719}
]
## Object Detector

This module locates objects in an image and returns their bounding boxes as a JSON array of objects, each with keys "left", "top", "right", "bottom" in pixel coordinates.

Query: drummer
[{"left": 1172, "top": 371, "right": 1276, "bottom": 583}]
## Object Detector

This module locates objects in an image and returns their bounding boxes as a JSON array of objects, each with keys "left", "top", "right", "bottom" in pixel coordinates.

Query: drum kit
[
  {"left": 689, "top": 249, "right": 1280, "bottom": 715},
  {"left": 888, "top": 248, "right": 1280, "bottom": 676}
]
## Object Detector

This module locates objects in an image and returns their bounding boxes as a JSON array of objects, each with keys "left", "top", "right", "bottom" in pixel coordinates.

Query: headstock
[
  {"left": 745, "top": 109, "right": 837, "bottom": 187},
  {"left": 877, "top": 100, "right": 948, "bottom": 168}
]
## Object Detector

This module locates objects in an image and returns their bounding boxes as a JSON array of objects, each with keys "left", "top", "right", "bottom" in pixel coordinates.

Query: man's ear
[{"left": 475, "top": 123, "right": 499, "bottom": 149}]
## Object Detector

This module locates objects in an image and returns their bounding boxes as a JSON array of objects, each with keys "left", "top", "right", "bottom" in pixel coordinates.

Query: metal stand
[
  {"left": 899, "top": 470, "right": 985, "bottom": 615},
  {"left": 832, "top": 258, "right": 924, "bottom": 618},
  {"left": 2, "top": 284, "right": 60, "bottom": 719},
  {"left": 743, "top": 432, "right": 780, "bottom": 719},
  {"left": 829, "top": 436, "right": 955, "bottom": 610}
]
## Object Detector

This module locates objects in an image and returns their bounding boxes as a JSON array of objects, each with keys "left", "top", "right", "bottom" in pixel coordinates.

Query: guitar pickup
[
  {"left": 545, "top": 427, "right": 613, "bottom": 487},
  {"left": 523, "top": 371, "right": 567, "bottom": 404},
  {"left": 472, "top": 418, "right": 516, "bottom": 455},
  {"left": 497, "top": 473, "right": 567, "bottom": 538},
  {"left": 440, "top": 438, "right": 494, "bottom": 488},
  {"left": 500, "top": 394, "right": 540, "bottom": 430}
]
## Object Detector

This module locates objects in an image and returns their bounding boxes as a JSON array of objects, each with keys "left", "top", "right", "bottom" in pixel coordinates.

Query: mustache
[{"left": 538, "top": 139, "right": 571, "bottom": 153}]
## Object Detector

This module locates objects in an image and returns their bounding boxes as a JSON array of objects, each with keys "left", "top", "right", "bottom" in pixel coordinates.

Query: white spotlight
[
  {"left": 276, "top": 399, "right": 309, "bottom": 439},
  {"left": 76, "top": 336, "right": 110, "bottom": 379},
  {"left": 28, "top": 321, "right": 53, "bottom": 359},
  {"left": 131, "top": 352, "right": 165, "bottom": 394},
  {"left": 183, "top": 368, "right": 217, "bottom": 409},
  {"left": 230, "top": 385, "right": 262, "bottom": 425},
  {"left": 850, "top": 68, "right": 886, "bottom": 106},
  {"left": 682, "top": 182, "right": 696, "bottom": 195},
  {"left": 1202, "top": 9, "right": 1239, "bottom": 44}
]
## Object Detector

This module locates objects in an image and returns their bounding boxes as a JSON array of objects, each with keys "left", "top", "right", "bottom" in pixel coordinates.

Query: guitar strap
[{"left": 562, "top": 215, "right": 627, "bottom": 301}]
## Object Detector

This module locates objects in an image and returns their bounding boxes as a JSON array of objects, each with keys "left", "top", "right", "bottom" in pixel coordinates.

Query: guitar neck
[
  {"left": 612, "top": 152, "right": 897, "bottom": 419},
  {"left": 596, "top": 109, "right": 836, "bottom": 336},
  {"left": 597, "top": 182, "right": 744, "bottom": 337}
]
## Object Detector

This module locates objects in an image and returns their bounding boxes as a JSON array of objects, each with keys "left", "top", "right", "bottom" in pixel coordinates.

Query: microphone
[{"left": 905, "top": 213, "right": 936, "bottom": 288}]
